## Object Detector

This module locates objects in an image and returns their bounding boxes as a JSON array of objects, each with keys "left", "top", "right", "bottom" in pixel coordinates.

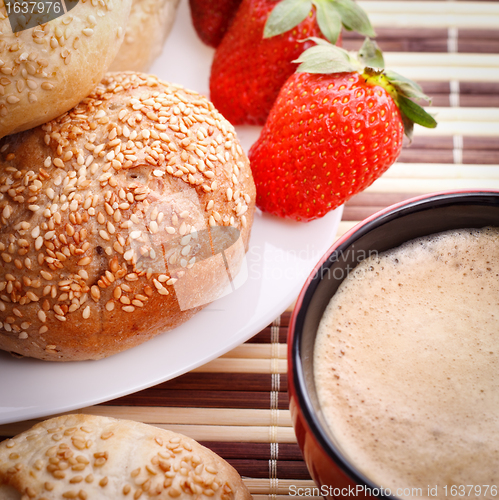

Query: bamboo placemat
[{"left": 1, "top": 1, "right": 499, "bottom": 498}]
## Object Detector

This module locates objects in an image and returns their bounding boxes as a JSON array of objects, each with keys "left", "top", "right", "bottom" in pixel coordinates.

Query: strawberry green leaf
[
  {"left": 307, "top": 36, "right": 332, "bottom": 46},
  {"left": 358, "top": 38, "right": 384, "bottom": 69},
  {"left": 294, "top": 43, "right": 358, "bottom": 73},
  {"left": 334, "top": 0, "right": 376, "bottom": 38},
  {"left": 385, "top": 70, "right": 424, "bottom": 93},
  {"left": 385, "top": 70, "right": 431, "bottom": 103},
  {"left": 312, "top": 0, "right": 342, "bottom": 43},
  {"left": 398, "top": 95, "right": 438, "bottom": 130},
  {"left": 264, "top": 0, "right": 313, "bottom": 38},
  {"left": 401, "top": 111, "right": 415, "bottom": 142}
]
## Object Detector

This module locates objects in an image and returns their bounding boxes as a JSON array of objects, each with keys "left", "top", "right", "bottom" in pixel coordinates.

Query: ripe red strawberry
[
  {"left": 189, "top": 0, "right": 243, "bottom": 48},
  {"left": 210, "top": 0, "right": 375, "bottom": 126},
  {"left": 249, "top": 39, "right": 437, "bottom": 221}
]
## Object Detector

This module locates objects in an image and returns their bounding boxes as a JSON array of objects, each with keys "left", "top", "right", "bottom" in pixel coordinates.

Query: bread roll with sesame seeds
[
  {"left": 0, "top": 0, "right": 132, "bottom": 139},
  {"left": 0, "top": 71, "right": 255, "bottom": 361},
  {"left": 0, "top": 413, "right": 253, "bottom": 499},
  {"left": 109, "top": 0, "right": 180, "bottom": 73}
]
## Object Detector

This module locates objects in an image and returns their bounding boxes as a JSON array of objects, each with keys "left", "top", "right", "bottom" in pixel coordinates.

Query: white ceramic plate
[{"left": 0, "top": 1, "right": 343, "bottom": 425}]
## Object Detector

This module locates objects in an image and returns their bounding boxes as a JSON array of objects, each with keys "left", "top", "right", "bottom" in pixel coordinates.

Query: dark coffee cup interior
[{"left": 292, "top": 191, "right": 499, "bottom": 490}]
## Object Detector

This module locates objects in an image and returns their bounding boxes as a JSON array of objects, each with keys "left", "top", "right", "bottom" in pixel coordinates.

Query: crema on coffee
[{"left": 314, "top": 228, "right": 499, "bottom": 499}]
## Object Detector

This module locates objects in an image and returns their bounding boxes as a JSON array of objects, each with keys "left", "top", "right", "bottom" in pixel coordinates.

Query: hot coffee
[{"left": 314, "top": 227, "right": 499, "bottom": 499}]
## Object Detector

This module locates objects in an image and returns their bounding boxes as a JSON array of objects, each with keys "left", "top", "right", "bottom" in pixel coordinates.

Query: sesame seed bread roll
[
  {"left": 0, "top": 0, "right": 133, "bottom": 139},
  {"left": 109, "top": 0, "right": 181, "bottom": 73},
  {"left": 0, "top": 71, "right": 255, "bottom": 361},
  {"left": 0, "top": 414, "right": 253, "bottom": 499}
]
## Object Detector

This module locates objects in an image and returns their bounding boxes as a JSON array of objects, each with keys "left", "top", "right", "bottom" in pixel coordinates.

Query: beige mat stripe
[
  {"left": 428, "top": 108, "right": 499, "bottom": 122},
  {"left": 366, "top": 178, "right": 499, "bottom": 192},
  {"left": 192, "top": 358, "right": 288, "bottom": 374},
  {"left": 85, "top": 407, "right": 294, "bottom": 427},
  {"left": 384, "top": 164, "right": 499, "bottom": 180},
  {"left": 411, "top": 106, "right": 499, "bottom": 138},
  {"left": 360, "top": 1, "right": 499, "bottom": 28},
  {"left": 245, "top": 479, "right": 317, "bottom": 496},
  {"left": 0, "top": 422, "right": 297, "bottom": 443},
  {"left": 149, "top": 424, "right": 297, "bottom": 444},
  {"left": 0, "top": 408, "right": 294, "bottom": 437},
  {"left": 386, "top": 54, "right": 499, "bottom": 70},
  {"left": 220, "top": 343, "right": 287, "bottom": 360},
  {"left": 360, "top": 1, "right": 499, "bottom": 16}
]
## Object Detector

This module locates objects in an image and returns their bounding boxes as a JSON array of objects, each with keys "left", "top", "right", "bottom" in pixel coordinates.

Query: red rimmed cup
[{"left": 288, "top": 189, "right": 499, "bottom": 498}]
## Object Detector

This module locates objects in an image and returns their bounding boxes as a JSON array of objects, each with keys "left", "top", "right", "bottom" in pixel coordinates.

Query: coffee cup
[{"left": 287, "top": 190, "right": 499, "bottom": 499}]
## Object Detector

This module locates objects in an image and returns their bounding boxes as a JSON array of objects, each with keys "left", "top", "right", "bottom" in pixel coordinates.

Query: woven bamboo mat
[{"left": 1, "top": 1, "right": 499, "bottom": 498}]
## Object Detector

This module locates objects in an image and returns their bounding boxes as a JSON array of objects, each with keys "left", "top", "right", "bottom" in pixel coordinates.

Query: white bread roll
[
  {"left": 0, "top": 71, "right": 255, "bottom": 361},
  {"left": 0, "top": 0, "right": 133, "bottom": 138},
  {"left": 109, "top": 0, "right": 181, "bottom": 73},
  {"left": 0, "top": 414, "right": 253, "bottom": 499}
]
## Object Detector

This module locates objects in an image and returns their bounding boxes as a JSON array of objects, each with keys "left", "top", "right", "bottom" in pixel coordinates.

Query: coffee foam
[{"left": 314, "top": 228, "right": 499, "bottom": 499}]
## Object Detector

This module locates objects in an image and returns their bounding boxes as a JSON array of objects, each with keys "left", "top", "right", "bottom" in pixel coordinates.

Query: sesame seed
[
  {"left": 149, "top": 221, "right": 159, "bottom": 234},
  {"left": 90, "top": 286, "right": 100, "bottom": 301},
  {"left": 40, "top": 270, "right": 52, "bottom": 280},
  {"left": 82, "top": 306, "right": 90, "bottom": 319},
  {"left": 237, "top": 205, "right": 248, "bottom": 216},
  {"left": 2, "top": 205, "right": 12, "bottom": 218}
]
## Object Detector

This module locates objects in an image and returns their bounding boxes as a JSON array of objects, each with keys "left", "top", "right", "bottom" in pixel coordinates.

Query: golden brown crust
[
  {"left": 0, "top": 414, "right": 253, "bottom": 499},
  {"left": 109, "top": 0, "right": 181, "bottom": 73},
  {"left": 0, "top": 71, "right": 256, "bottom": 361},
  {"left": 0, "top": 0, "right": 133, "bottom": 138}
]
